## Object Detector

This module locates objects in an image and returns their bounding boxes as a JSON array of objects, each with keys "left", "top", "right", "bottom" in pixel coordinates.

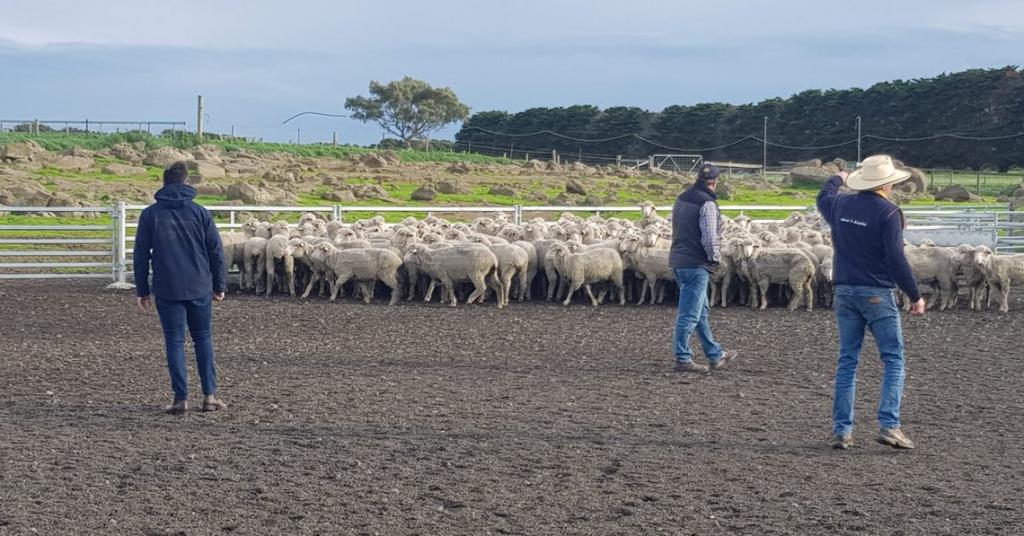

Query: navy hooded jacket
[{"left": 133, "top": 183, "right": 226, "bottom": 300}]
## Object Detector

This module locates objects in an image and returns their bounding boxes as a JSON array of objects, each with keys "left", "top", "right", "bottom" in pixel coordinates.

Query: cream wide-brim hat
[{"left": 845, "top": 154, "right": 912, "bottom": 191}]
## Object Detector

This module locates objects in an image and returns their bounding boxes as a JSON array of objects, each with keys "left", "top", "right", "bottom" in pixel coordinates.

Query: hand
[
  {"left": 213, "top": 292, "right": 225, "bottom": 302},
  {"left": 910, "top": 298, "right": 926, "bottom": 316},
  {"left": 137, "top": 296, "right": 151, "bottom": 312},
  {"left": 836, "top": 171, "right": 849, "bottom": 182}
]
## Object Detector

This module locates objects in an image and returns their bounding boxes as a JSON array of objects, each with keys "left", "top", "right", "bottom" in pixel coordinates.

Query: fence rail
[{"left": 1, "top": 203, "right": 1021, "bottom": 282}]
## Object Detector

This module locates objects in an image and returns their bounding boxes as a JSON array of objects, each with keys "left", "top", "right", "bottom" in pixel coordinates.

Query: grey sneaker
[
  {"left": 672, "top": 361, "right": 709, "bottom": 373},
  {"left": 831, "top": 434, "right": 853, "bottom": 450},
  {"left": 164, "top": 400, "right": 187, "bottom": 415},
  {"left": 876, "top": 427, "right": 915, "bottom": 450},
  {"left": 709, "top": 350, "right": 738, "bottom": 371}
]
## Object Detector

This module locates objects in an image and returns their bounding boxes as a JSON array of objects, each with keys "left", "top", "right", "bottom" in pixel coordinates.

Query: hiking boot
[
  {"left": 831, "top": 434, "right": 853, "bottom": 450},
  {"left": 709, "top": 350, "right": 738, "bottom": 371},
  {"left": 202, "top": 396, "right": 228, "bottom": 412},
  {"left": 876, "top": 427, "right": 915, "bottom": 450},
  {"left": 672, "top": 361, "right": 709, "bottom": 373},
  {"left": 164, "top": 400, "right": 187, "bottom": 415}
]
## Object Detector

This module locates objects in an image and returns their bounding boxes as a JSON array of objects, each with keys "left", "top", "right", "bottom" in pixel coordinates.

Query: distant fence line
[
  {"left": 0, "top": 119, "right": 187, "bottom": 134},
  {"left": 0, "top": 202, "right": 1021, "bottom": 283}
]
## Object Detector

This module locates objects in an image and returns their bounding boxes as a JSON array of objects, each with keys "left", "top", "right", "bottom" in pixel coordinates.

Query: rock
[
  {"left": 0, "top": 167, "right": 34, "bottom": 180},
  {"left": 447, "top": 162, "right": 474, "bottom": 174},
  {"left": 895, "top": 165, "right": 929, "bottom": 193},
  {"left": 63, "top": 146, "right": 95, "bottom": 158},
  {"left": 933, "top": 185, "right": 972, "bottom": 202},
  {"left": 792, "top": 158, "right": 822, "bottom": 169},
  {"left": 109, "top": 143, "right": 145, "bottom": 163},
  {"left": 223, "top": 162, "right": 264, "bottom": 176},
  {"left": 50, "top": 155, "right": 95, "bottom": 171},
  {"left": 547, "top": 161, "right": 564, "bottom": 172},
  {"left": 527, "top": 191, "right": 549, "bottom": 203},
  {"left": 225, "top": 183, "right": 292, "bottom": 205},
  {"left": 790, "top": 165, "right": 834, "bottom": 185},
  {"left": 323, "top": 189, "right": 357, "bottom": 203},
  {"left": 411, "top": 185, "right": 437, "bottom": 201},
  {"left": 1012, "top": 198, "right": 1024, "bottom": 212},
  {"left": 569, "top": 161, "right": 596, "bottom": 175},
  {"left": 143, "top": 146, "right": 194, "bottom": 167},
  {"left": 0, "top": 181, "right": 53, "bottom": 206},
  {"left": 192, "top": 144, "right": 223, "bottom": 162},
  {"left": 436, "top": 180, "right": 468, "bottom": 194},
  {"left": 359, "top": 153, "right": 390, "bottom": 169},
  {"left": 890, "top": 190, "right": 913, "bottom": 205},
  {"left": 379, "top": 151, "right": 401, "bottom": 165},
  {"left": 551, "top": 192, "right": 578, "bottom": 206},
  {"left": 717, "top": 181, "right": 735, "bottom": 200},
  {"left": 102, "top": 163, "right": 148, "bottom": 176},
  {"left": 565, "top": 179, "right": 587, "bottom": 195},
  {"left": 189, "top": 161, "right": 226, "bottom": 180},
  {"left": 488, "top": 185, "right": 517, "bottom": 197},
  {"left": 583, "top": 194, "right": 603, "bottom": 205},
  {"left": 351, "top": 184, "right": 390, "bottom": 201},
  {"left": 132, "top": 141, "right": 147, "bottom": 151},
  {"left": 48, "top": 192, "right": 80, "bottom": 208},
  {"left": 997, "top": 195, "right": 1011, "bottom": 203},
  {"left": 524, "top": 160, "right": 547, "bottom": 172},
  {"left": 194, "top": 183, "right": 225, "bottom": 196},
  {"left": 1, "top": 140, "right": 45, "bottom": 162},
  {"left": 1013, "top": 186, "right": 1024, "bottom": 199}
]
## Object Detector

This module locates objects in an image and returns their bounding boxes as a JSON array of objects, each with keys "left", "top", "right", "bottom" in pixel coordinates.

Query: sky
[{"left": 1, "top": 0, "right": 1022, "bottom": 145}]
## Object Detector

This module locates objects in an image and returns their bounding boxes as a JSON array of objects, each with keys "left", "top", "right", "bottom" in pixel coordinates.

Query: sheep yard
[{"left": 2, "top": 279, "right": 1023, "bottom": 535}]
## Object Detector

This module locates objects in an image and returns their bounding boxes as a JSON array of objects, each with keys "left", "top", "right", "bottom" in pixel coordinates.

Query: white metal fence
[{"left": 1, "top": 202, "right": 1021, "bottom": 283}]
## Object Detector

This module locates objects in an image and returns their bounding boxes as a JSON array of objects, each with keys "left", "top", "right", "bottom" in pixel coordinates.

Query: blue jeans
[
  {"left": 832, "top": 285, "right": 905, "bottom": 436},
  {"left": 155, "top": 295, "right": 218, "bottom": 401},
  {"left": 673, "top": 267, "right": 723, "bottom": 364}
]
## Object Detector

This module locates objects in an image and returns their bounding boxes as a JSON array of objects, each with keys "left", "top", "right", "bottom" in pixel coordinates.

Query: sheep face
[
  {"left": 241, "top": 219, "right": 260, "bottom": 237},
  {"left": 973, "top": 246, "right": 995, "bottom": 268},
  {"left": 271, "top": 221, "right": 290, "bottom": 237}
]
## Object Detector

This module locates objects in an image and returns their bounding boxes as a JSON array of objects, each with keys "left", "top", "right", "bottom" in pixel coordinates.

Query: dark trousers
[{"left": 155, "top": 295, "right": 217, "bottom": 401}]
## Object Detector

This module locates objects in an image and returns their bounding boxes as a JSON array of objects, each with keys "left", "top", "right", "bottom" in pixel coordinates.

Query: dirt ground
[{"left": 1, "top": 280, "right": 1023, "bottom": 535}]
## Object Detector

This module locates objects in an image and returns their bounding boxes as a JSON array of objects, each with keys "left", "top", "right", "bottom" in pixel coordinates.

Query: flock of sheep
[{"left": 218, "top": 209, "right": 1024, "bottom": 312}]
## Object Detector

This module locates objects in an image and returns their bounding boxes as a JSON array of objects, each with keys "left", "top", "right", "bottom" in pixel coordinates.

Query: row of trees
[{"left": 454, "top": 67, "right": 1024, "bottom": 170}]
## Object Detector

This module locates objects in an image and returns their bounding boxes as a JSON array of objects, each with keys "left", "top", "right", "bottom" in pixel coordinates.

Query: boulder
[
  {"left": 790, "top": 165, "right": 834, "bottom": 185},
  {"left": 716, "top": 181, "right": 735, "bottom": 200},
  {"left": 546, "top": 161, "right": 564, "bottom": 172},
  {"left": 524, "top": 159, "right": 547, "bottom": 172},
  {"left": 1012, "top": 198, "right": 1024, "bottom": 212},
  {"left": 360, "top": 153, "right": 390, "bottom": 169},
  {"left": 447, "top": 162, "right": 474, "bottom": 174},
  {"left": 0, "top": 181, "right": 53, "bottom": 206},
  {"left": 583, "top": 194, "right": 603, "bottom": 205},
  {"left": 895, "top": 165, "right": 929, "bottom": 194},
  {"left": 63, "top": 146, "right": 95, "bottom": 158},
  {"left": 933, "top": 185, "right": 972, "bottom": 202},
  {"left": 109, "top": 143, "right": 144, "bottom": 163},
  {"left": 488, "top": 185, "right": 517, "bottom": 197},
  {"left": 411, "top": 185, "right": 437, "bottom": 201},
  {"left": 565, "top": 179, "right": 587, "bottom": 195},
  {"left": 436, "top": 180, "right": 468, "bottom": 194},
  {"left": 379, "top": 151, "right": 401, "bottom": 165},
  {"left": 569, "top": 161, "right": 597, "bottom": 176},
  {"left": 323, "top": 189, "right": 357, "bottom": 203},
  {"left": 143, "top": 146, "right": 194, "bottom": 167},
  {"left": 189, "top": 161, "right": 226, "bottom": 180},
  {"left": 47, "top": 192, "right": 80, "bottom": 208},
  {"left": 351, "top": 184, "right": 390, "bottom": 201},
  {"left": 792, "top": 158, "right": 822, "bottom": 169},
  {"left": 194, "top": 183, "right": 225, "bottom": 196},
  {"left": 225, "top": 183, "right": 291, "bottom": 205},
  {"left": 192, "top": 144, "right": 223, "bottom": 162},
  {"left": 551, "top": 192, "right": 578, "bottom": 206},
  {"left": 50, "top": 155, "right": 95, "bottom": 171},
  {"left": 1013, "top": 186, "right": 1024, "bottom": 199},
  {"left": 1, "top": 140, "right": 45, "bottom": 162},
  {"left": 527, "top": 191, "right": 550, "bottom": 203},
  {"left": 102, "top": 163, "right": 148, "bottom": 176}
]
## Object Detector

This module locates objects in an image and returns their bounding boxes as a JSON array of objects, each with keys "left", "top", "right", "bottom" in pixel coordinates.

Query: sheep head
[
  {"left": 973, "top": 246, "right": 995, "bottom": 268},
  {"left": 271, "top": 221, "right": 290, "bottom": 237}
]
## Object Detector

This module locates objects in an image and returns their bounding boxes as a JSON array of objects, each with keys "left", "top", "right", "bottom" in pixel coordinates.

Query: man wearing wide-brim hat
[{"left": 817, "top": 154, "right": 925, "bottom": 451}]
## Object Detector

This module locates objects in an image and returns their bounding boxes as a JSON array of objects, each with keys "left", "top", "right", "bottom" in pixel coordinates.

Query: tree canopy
[
  {"left": 346, "top": 77, "right": 470, "bottom": 148},
  {"left": 456, "top": 67, "right": 1024, "bottom": 170}
]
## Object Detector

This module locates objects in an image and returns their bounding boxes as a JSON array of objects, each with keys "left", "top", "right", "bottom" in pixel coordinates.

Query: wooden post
[
  {"left": 552, "top": 150, "right": 557, "bottom": 164},
  {"left": 196, "top": 95, "right": 204, "bottom": 141},
  {"left": 509, "top": 143, "right": 514, "bottom": 159},
  {"left": 616, "top": 155, "right": 622, "bottom": 167},
  {"left": 332, "top": 131, "right": 337, "bottom": 146},
  {"left": 976, "top": 171, "right": 981, "bottom": 193},
  {"left": 577, "top": 148, "right": 582, "bottom": 163}
]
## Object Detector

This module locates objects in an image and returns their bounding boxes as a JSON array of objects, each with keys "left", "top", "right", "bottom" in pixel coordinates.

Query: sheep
[
  {"left": 955, "top": 244, "right": 989, "bottom": 310},
  {"left": 264, "top": 234, "right": 297, "bottom": 297},
  {"left": 510, "top": 240, "right": 538, "bottom": 301},
  {"left": 312, "top": 243, "right": 403, "bottom": 305},
  {"left": 618, "top": 234, "right": 672, "bottom": 305},
  {"left": 403, "top": 244, "right": 499, "bottom": 307},
  {"left": 547, "top": 242, "right": 625, "bottom": 307},
  {"left": 904, "top": 246, "right": 959, "bottom": 310},
  {"left": 242, "top": 237, "right": 269, "bottom": 292},
  {"left": 973, "top": 246, "right": 1024, "bottom": 313},
  {"left": 483, "top": 243, "right": 529, "bottom": 308},
  {"left": 735, "top": 239, "right": 816, "bottom": 312}
]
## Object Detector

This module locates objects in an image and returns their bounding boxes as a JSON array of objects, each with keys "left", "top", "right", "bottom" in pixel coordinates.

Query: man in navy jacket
[
  {"left": 134, "top": 162, "right": 228, "bottom": 414},
  {"left": 817, "top": 155, "right": 924, "bottom": 450}
]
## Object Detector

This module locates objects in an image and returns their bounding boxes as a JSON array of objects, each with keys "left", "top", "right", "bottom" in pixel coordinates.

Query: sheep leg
[
  {"left": 562, "top": 280, "right": 581, "bottom": 306},
  {"left": 545, "top": 266, "right": 559, "bottom": 301},
  {"left": 637, "top": 279, "right": 648, "bottom": 305},
  {"left": 805, "top": 280, "right": 814, "bottom": 312},
  {"left": 517, "top": 269, "right": 529, "bottom": 302},
  {"left": 720, "top": 276, "right": 731, "bottom": 308},
  {"left": 301, "top": 273, "right": 320, "bottom": 299},
  {"left": 255, "top": 254, "right": 267, "bottom": 295},
  {"left": 758, "top": 279, "right": 770, "bottom": 311},
  {"left": 424, "top": 279, "right": 437, "bottom": 303},
  {"left": 709, "top": 281, "right": 719, "bottom": 309},
  {"left": 467, "top": 274, "right": 488, "bottom": 306},
  {"left": 284, "top": 257, "right": 296, "bottom": 298},
  {"left": 999, "top": 278, "right": 1010, "bottom": 313},
  {"left": 501, "top": 271, "right": 514, "bottom": 308},
  {"left": 442, "top": 276, "right": 458, "bottom": 307},
  {"left": 584, "top": 284, "right": 600, "bottom": 307},
  {"left": 330, "top": 273, "right": 352, "bottom": 302}
]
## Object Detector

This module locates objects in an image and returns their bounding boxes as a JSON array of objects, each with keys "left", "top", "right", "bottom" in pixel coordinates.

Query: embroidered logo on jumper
[{"left": 839, "top": 217, "right": 868, "bottom": 227}]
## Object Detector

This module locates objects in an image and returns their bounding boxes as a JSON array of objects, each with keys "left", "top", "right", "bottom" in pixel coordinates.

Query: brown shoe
[
  {"left": 164, "top": 400, "right": 187, "bottom": 415},
  {"left": 202, "top": 396, "right": 228, "bottom": 412},
  {"left": 709, "top": 350, "right": 738, "bottom": 371},
  {"left": 831, "top": 434, "right": 853, "bottom": 450},
  {"left": 672, "top": 361, "right": 709, "bottom": 373},
  {"left": 876, "top": 427, "right": 914, "bottom": 450}
]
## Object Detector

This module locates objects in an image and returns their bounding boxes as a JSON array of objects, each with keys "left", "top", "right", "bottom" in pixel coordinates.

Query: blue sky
[{"left": 1, "top": 0, "right": 1021, "bottom": 145}]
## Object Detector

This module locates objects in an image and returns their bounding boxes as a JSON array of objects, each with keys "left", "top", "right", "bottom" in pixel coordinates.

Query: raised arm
[{"left": 816, "top": 174, "right": 844, "bottom": 224}]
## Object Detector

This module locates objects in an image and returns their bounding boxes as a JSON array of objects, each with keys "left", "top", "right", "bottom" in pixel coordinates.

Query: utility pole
[
  {"left": 297, "top": 128, "right": 301, "bottom": 145},
  {"left": 196, "top": 95, "right": 204, "bottom": 142},
  {"left": 856, "top": 115, "right": 862, "bottom": 164},
  {"left": 762, "top": 116, "right": 768, "bottom": 177}
]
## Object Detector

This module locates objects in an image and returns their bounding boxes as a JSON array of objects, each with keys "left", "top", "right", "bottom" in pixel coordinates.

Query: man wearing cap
[
  {"left": 668, "top": 163, "right": 738, "bottom": 373},
  {"left": 817, "top": 155, "right": 925, "bottom": 450}
]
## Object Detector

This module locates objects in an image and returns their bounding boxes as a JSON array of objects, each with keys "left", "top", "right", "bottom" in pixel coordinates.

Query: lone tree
[{"left": 345, "top": 77, "right": 470, "bottom": 148}]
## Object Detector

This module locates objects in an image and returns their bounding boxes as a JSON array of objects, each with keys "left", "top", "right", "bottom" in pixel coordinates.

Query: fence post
[
  {"left": 513, "top": 205, "right": 522, "bottom": 225},
  {"left": 113, "top": 202, "right": 127, "bottom": 284},
  {"left": 551, "top": 150, "right": 557, "bottom": 164}
]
